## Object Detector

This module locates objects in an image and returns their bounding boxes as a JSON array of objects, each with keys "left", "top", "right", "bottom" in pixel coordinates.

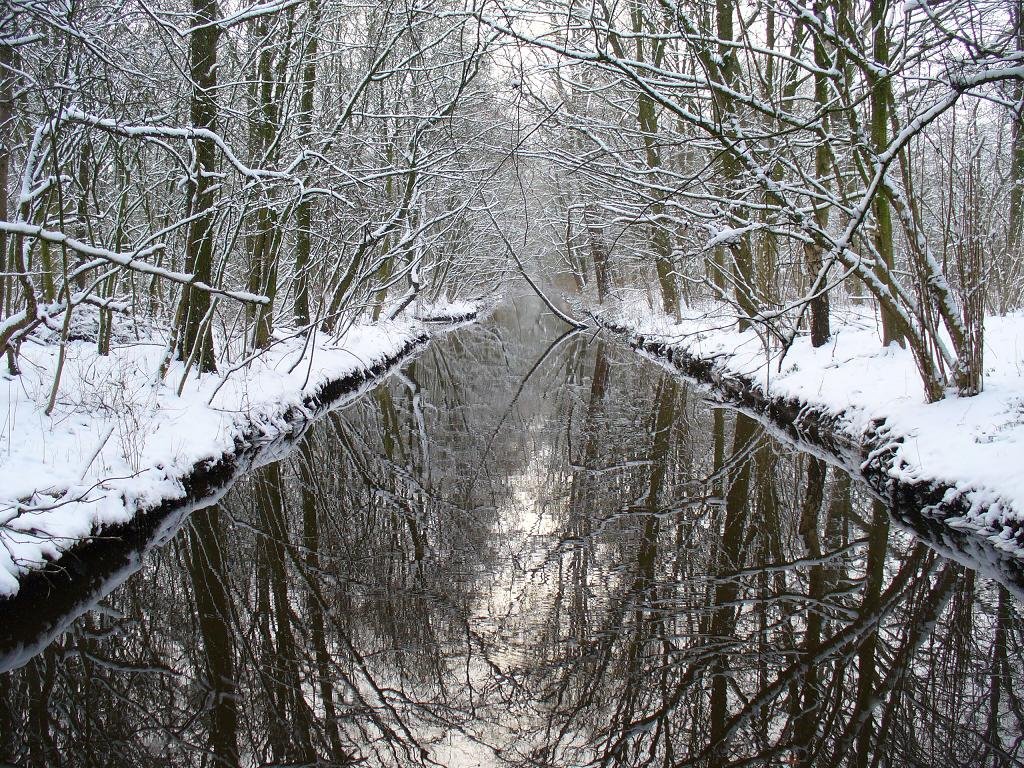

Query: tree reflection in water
[{"left": 1, "top": 298, "right": 1022, "bottom": 767}]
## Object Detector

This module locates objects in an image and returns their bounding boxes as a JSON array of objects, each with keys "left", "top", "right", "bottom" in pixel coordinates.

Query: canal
[{"left": 1, "top": 296, "right": 1021, "bottom": 766}]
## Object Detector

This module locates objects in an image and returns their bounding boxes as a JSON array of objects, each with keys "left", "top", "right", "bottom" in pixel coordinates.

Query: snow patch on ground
[
  {"left": 607, "top": 300, "right": 1024, "bottom": 533},
  {"left": 0, "top": 305, "right": 479, "bottom": 597}
]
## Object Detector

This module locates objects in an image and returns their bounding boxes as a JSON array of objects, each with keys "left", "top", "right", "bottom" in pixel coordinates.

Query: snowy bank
[
  {"left": 603, "top": 301, "right": 1024, "bottom": 552},
  {"left": 0, "top": 303, "right": 482, "bottom": 598}
]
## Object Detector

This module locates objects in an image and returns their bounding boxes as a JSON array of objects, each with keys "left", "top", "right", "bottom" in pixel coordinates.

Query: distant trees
[{"left": 497, "top": 0, "right": 1024, "bottom": 400}]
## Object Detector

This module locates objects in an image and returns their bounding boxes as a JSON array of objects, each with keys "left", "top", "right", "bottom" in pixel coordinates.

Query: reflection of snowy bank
[
  {"left": 0, "top": 303, "right": 481, "bottom": 597},
  {"left": 603, "top": 301, "right": 1024, "bottom": 553}
]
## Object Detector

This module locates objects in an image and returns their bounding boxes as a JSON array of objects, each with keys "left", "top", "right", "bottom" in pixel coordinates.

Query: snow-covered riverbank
[
  {"left": 604, "top": 301, "right": 1024, "bottom": 550},
  {"left": 0, "top": 304, "right": 481, "bottom": 597}
]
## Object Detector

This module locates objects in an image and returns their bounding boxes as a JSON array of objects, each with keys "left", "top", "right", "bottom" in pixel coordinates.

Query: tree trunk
[
  {"left": 584, "top": 202, "right": 612, "bottom": 303},
  {"left": 638, "top": 97, "right": 680, "bottom": 320},
  {"left": 1006, "top": 0, "right": 1024, "bottom": 313},
  {"left": 805, "top": 1, "right": 832, "bottom": 347},
  {"left": 715, "top": 0, "right": 757, "bottom": 331},
  {"left": 0, "top": 37, "right": 11, "bottom": 321},
  {"left": 869, "top": 0, "right": 905, "bottom": 347},
  {"left": 174, "top": 0, "right": 220, "bottom": 372},
  {"left": 293, "top": 0, "right": 320, "bottom": 327}
]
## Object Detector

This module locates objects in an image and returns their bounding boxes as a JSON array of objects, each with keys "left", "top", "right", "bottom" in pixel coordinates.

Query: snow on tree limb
[{"left": 0, "top": 221, "right": 270, "bottom": 305}]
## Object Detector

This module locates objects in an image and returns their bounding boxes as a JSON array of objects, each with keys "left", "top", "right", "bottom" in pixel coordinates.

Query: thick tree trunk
[
  {"left": 1006, "top": 0, "right": 1024, "bottom": 313},
  {"left": 638, "top": 96, "right": 680, "bottom": 320},
  {"left": 0, "top": 37, "right": 11, "bottom": 321},
  {"left": 1009, "top": 98, "right": 1024, "bottom": 263},
  {"left": 625, "top": 1, "right": 680, "bottom": 321},
  {"left": 869, "top": 0, "right": 905, "bottom": 347},
  {"left": 0, "top": 37, "right": 37, "bottom": 376},
  {"left": 805, "top": 1, "right": 832, "bottom": 347},
  {"left": 174, "top": 0, "right": 220, "bottom": 372},
  {"left": 247, "top": 13, "right": 290, "bottom": 350},
  {"left": 715, "top": 0, "right": 757, "bottom": 331},
  {"left": 293, "top": 0, "right": 320, "bottom": 327}
]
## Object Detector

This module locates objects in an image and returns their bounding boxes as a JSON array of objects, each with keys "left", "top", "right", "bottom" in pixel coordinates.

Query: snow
[
  {"left": 0, "top": 303, "right": 481, "bottom": 597},
  {"left": 0, "top": 220, "right": 267, "bottom": 305},
  {"left": 704, "top": 223, "right": 763, "bottom": 250},
  {"left": 413, "top": 298, "right": 490, "bottom": 322},
  {"left": 606, "top": 300, "right": 1024, "bottom": 544}
]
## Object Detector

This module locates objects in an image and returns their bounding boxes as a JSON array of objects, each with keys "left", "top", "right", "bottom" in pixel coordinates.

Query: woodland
[
  {"left": 0, "top": 0, "right": 1022, "bottom": 400},
  {"left": 3, "top": 3, "right": 1024, "bottom": 762}
]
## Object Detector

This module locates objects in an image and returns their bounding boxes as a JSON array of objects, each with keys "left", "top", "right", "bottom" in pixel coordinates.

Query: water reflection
[{"left": 1, "top": 298, "right": 1022, "bottom": 767}]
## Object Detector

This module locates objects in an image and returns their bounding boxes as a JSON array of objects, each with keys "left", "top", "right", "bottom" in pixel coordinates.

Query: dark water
[{"left": 2, "top": 297, "right": 1023, "bottom": 767}]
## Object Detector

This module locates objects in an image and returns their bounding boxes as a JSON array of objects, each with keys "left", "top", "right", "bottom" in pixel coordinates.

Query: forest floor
[
  {"left": 604, "top": 299, "right": 1024, "bottom": 547},
  {"left": 0, "top": 301, "right": 481, "bottom": 596}
]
